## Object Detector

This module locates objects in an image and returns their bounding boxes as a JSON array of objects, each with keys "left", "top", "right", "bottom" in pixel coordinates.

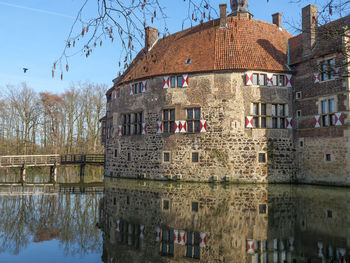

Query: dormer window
[{"left": 186, "top": 58, "right": 192, "bottom": 65}]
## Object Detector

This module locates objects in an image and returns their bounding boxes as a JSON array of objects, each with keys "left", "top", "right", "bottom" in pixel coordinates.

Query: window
[
  {"left": 279, "top": 75, "right": 285, "bottom": 86},
  {"left": 297, "top": 110, "right": 302, "bottom": 117},
  {"left": 163, "top": 109, "right": 175, "bottom": 133},
  {"left": 253, "top": 74, "right": 258, "bottom": 85},
  {"left": 259, "top": 74, "right": 266, "bottom": 86},
  {"left": 186, "top": 58, "right": 192, "bottom": 65},
  {"left": 258, "top": 153, "right": 266, "bottom": 163},
  {"left": 161, "top": 228, "right": 174, "bottom": 257},
  {"left": 296, "top": 91, "right": 302, "bottom": 100},
  {"left": 114, "top": 149, "right": 118, "bottom": 158},
  {"left": 321, "top": 99, "right": 335, "bottom": 126},
  {"left": 259, "top": 204, "right": 267, "bottom": 214},
  {"left": 192, "top": 152, "right": 199, "bottom": 163},
  {"left": 177, "top": 76, "right": 182, "bottom": 87},
  {"left": 170, "top": 76, "right": 176, "bottom": 88},
  {"left": 169, "top": 75, "right": 185, "bottom": 88},
  {"left": 113, "top": 197, "right": 116, "bottom": 205},
  {"left": 273, "top": 75, "right": 278, "bottom": 86},
  {"left": 320, "top": 58, "right": 335, "bottom": 81},
  {"left": 163, "top": 152, "right": 170, "bottom": 163},
  {"left": 251, "top": 103, "right": 286, "bottom": 129},
  {"left": 122, "top": 112, "right": 143, "bottom": 135},
  {"left": 128, "top": 153, "right": 131, "bottom": 161},
  {"left": 192, "top": 202, "right": 199, "bottom": 212},
  {"left": 187, "top": 108, "right": 201, "bottom": 133},
  {"left": 325, "top": 154, "right": 331, "bottom": 162},
  {"left": 133, "top": 82, "right": 142, "bottom": 94},
  {"left": 186, "top": 232, "right": 200, "bottom": 259},
  {"left": 327, "top": 210, "right": 332, "bottom": 218},
  {"left": 163, "top": 200, "right": 170, "bottom": 210}
]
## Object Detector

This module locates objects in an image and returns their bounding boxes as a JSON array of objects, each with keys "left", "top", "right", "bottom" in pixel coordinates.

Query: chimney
[
  {"left": 302, "top": 4, "right": 318, "bottom": 56},
  {"left": 272, "top": 13, "right": 282, "bottom": 28},
  {"left": 219, "top": 4, "right": 227, "bottom": 28},
  {"left": 145, "top": 27, "right": 158, "bottom": 52}
]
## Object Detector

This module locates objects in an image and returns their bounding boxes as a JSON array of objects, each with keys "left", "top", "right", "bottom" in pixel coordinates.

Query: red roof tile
[{"left": 114, "top": 15, "right": 292, "bottom": 88}]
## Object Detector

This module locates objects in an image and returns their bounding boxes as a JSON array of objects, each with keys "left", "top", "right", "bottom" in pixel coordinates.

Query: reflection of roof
[
  {"left": 289, "top": 15, "right": 350, "bottom": 65},
  {"left": 34, "top": 227, "right": 60, "bottom": 242},
  {"left": 115, "top": 16, "right": 292, "bottom": 87}
]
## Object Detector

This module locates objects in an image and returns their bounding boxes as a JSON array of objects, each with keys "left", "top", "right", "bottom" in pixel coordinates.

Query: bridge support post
[
  {"left": 50, "top": 166, "right": 57, "bottom": 184},
  {"left": 20, "top": 166, "right": 26, "bottom": 184},
  {"left": 80, "top": 164, "right": 85, "bottom": 184}
]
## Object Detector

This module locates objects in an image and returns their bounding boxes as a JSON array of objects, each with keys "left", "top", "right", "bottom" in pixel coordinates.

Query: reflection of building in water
[{"left": 99, "top": 179, "right": 350, "bottom": 263}]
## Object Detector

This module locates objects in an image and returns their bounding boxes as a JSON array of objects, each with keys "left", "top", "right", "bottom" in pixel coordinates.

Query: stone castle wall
[{"left": 105, "top": 71, "right": 294, "bottom": 183}]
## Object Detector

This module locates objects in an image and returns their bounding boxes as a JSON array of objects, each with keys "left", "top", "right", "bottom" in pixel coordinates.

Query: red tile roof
[{"left": 114, "top": 15, "right": 292, "bottom": 88}]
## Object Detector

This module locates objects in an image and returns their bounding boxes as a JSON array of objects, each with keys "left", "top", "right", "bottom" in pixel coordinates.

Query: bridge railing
[
  {"left": 0, "top": 155, "right": 60, "bottom": 167},
  {"left": 60, "top": 154, "right": 104, "bottom": 165}
]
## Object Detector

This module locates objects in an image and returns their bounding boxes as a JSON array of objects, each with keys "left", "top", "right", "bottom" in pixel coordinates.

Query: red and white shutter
[
  {"left": 246, "top": 72, "right": 253, "bottom": 86},
  {"left": 156, "top": 121, "right": 163, "bottom": 134},
  {"left": 338, "top": 248, "right": 346, "bottom": 259},
  {"left": 180, "top": 121, "right": 187, "bottom": 133},
  {"left": 130, "top": 84, "right": 134, "bottom": 95},
  {"left": 179, "top": 230, "right": 186, "bottom": 245},
  {"left": 116, "top": 219, "right": 120, "bottom": 232},
  {"left": 314, "top": 73, "right": 320, "bottom": 83},
  {"left": 286, "top": 118, "right": 293, "bottom": 129},
  {"left": 142, "top": 80, "right": 147, "bottom": 93},
  {"left": 317, "top": 242, "right": 324, "bottom": 258},
  {"left": 200, "top": 233, "right": 207, "bottom": 248},
  {"left": 118, "top": 125, "right": 123, "bottom": 136},
  {"left": 247, "top": 240, "right": 255, "bottom": 254},
  {"left": 182, "top": 74, "right": 189, "bottom": 87},
  {"left": 142, "top": 123, "right": 147, "bottom": 134},
  {"left": 286, "top": 74, "right": 293, "bottom": 87},
  {"left": 246, "top": 116, "right": 253, "bottom": 128},
  {"left": 200, "top": 120, "right": 207, "bottom": 132},
  {"left": 155, "top": 227, "right": 161, "bottom": 242},
  {"left": 267, "top": 73, "right": 273, "bottom": 86},
  {"left": 140, "top": 225, "right": 145, "bottom": 239},
  {"left": 174, "top": 230, "right": 179, "bottom": 244},
  {"left": 163, "top": 76, "right": 170, "bottom": 89},
  {"left": 314, "top": 115, "right": 321, "bottom": 128},
  {"left": 289, "top": 237, "right": 295, "bottom": 252},
  {"left": 335, "top": 112, "right": 343, "bottom": 126},
  {"left": 175, "top": 121, "right": 180, "bottom": 133}
]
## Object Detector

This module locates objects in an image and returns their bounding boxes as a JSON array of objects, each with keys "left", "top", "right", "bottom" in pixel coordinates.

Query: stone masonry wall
[{"left": 105, "top": 71, "right": 294, "bottom": 183}]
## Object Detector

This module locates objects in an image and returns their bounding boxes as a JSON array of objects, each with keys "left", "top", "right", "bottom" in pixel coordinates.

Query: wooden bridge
[
  {"left": 0, "top": 154, "right": 104, "bottom": 184},
  {"left": 0, "top": 154, "right": 104, "bottom": 168}
]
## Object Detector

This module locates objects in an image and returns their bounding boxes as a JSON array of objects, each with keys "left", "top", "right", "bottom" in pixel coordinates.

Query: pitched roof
[
  {"left": 289, "top": 15, "right": 350, "bottom": 65},
  {"left": 114, "top": 15, "right": 292, "bottom": 88}
]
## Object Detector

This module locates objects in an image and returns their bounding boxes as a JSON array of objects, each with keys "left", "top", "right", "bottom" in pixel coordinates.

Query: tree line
[{"left": 0, "top": 82, "right": 107, "bottom": 155}]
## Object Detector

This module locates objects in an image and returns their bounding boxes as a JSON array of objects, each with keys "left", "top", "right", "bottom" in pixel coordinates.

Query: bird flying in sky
[{"left": 23, "top": 68, "right": 28, "bottom": 73}]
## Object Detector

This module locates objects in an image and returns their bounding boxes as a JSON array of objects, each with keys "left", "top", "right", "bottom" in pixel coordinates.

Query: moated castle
[{"left": 101, "top": 1, "right": 350, "bottom": 186}]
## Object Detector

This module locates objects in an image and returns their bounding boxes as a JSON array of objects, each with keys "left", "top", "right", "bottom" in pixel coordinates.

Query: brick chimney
[
  {"left": 145, "top": 27, "right": 158, "bottom": 52},
  {"left": 302, "top": 4, "right": 318, "bottom": 56},
  {"left": 272, "top": 13, "right": 282, "bottom": 28},
  {"left": 219, "top": 4, "right": 227, "bottom": 28}
]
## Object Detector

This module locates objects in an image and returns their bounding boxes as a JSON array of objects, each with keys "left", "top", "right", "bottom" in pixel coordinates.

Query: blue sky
[{"left": 0, "top": 0, "right": 328, "bottom": 93}]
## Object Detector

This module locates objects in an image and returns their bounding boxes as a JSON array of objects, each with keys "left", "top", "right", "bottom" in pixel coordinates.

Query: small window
[
  {"left": 114, "top": 149, "right": 118, "bottom": 158},
  {"left": 253, "top": 103, "right": 259, "bottom": 115},
  {"left": 126, "top": 196, "right": 130, "bottom": 205},
  {"left": 258, "top": 153, "right": 266, "bottom": 163},
  {"left": 259, "top": 204, "right": 267, "bottom": 214},
  {"left": 163, "top": 109, "right": 175, "bottom": 133},
  {"left": 253, "top": 74, "right": 258, "bottom": 85},
  {"left": 327, "top": 210, "right": 332, "bottom": 218},
  {"left": 261, "top": 104, "right": 266, "bottom": 115},
  {"left": 273, "top": 75, "right": 278, "bottom": 86},
  {"left": 163, "top": 200, "right": 170, "bottom": 210},
  {"left": 300, "top": 140, "right": 304, "bottom": 147},
  {"left": 113, "top": 197, "right": 116, "bottom": 205},
  {"left": 325, "top": 154, "right": 331, "bottom": 162},
  {"left": 272, "top": 117, "right": 278, "bottom": 128},
  {"left": 279, "top": 75, "right": 285, "bottom": 86},
  {"left": 170, "top": 76, "right": 176, "bottom": 88},
  {"left": 163, "top": 152, "right": 170, "bottom": 163},
  {"left": 296, "top": 92, "right": 302, "bottom": 99},
  {"left": 259, "top": 74, "right": 266, "bottom": 86},
  {"left": 297, "top": 110, "right": 302, "bottom": 117},
  {"left": 192, "top": 152, "right": 199, "bottom": 163},
  {"left": 187, "top": 108, "right": 201, "bottom": 133},
  {"left": 177, "top": 76, "right": 182, "bottom": 87},
  {"left": 128, "top": 152, "right": 131, "bottom": 161},
  {"left": 192, "top": 202, "right": 199, "bottom": 212},
  {"left": 186, "top": 58, "right": 192, "bottom": 65}
]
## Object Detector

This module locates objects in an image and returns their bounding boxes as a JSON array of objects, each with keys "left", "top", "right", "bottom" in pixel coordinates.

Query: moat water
[{"left": 0, "top": 170, "right": 349, "bottom": 262}]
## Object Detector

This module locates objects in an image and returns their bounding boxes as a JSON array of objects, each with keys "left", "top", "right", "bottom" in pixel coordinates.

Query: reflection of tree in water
[{"left": 0, "top": 190, "right": 102, "bottom": 256}]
